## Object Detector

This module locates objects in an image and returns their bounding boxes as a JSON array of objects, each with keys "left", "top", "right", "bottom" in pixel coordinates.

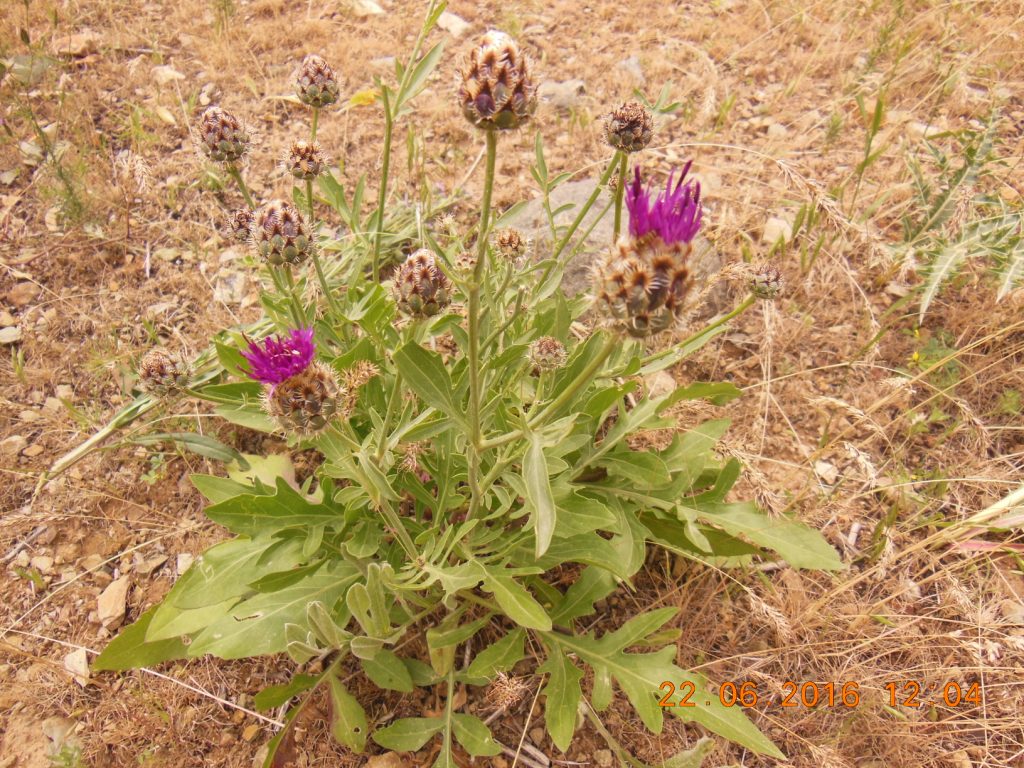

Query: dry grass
[{"left": 2, "top": 0, "right": 1024, "bottom": 766}]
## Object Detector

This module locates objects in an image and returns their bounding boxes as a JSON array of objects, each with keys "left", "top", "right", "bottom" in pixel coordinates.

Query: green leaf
[
  {"left": 451, "top": 714, "right": 501, "bottom": 757},
  {"left": 191, "top": 474, "right": 257, "bottom": 504},
  {"left": 188, "top": 561, "right": 359, "bottom": 659},
  {"left": 328, "top": 676, "right": 367, "bottom": 753},
  {"left": 146, "top": 597, "right": 238, "bottom": 642},
  {"left": 254, "top": 674, "right": 319, "bottom": 711},
  {"left": 475, "top": 564, "right": 552, "bottom": 631},
  {"left": 133, "top": 432, "right": 249, "bottom": 468},
  {"left": 372, "top": 717, "right": 444, "bottom": 752},
  {"left": 393, "top": 342, "right": 467, "bottom": 429},
  {"left": 93, "top": 607, "right": 189, "bottom": 671},
  {"left": 464, "top": 628, "right": 525, "bottom": 682},
  {"left": 525, "top": 433, "right": 557, "bottom": 557},
  {"left": 360, "top": 649, "right": 414, "bottom": 692},
  {"left": 690, "top": 502, "right": 843, "bottom": 570},
  {"left": 598, "top": 450, "right": 671, "bottom": 489},
  {"left": 550, "top": 567, "right": 617, "bottom": 625},
  {"left": 538, "top": 646, "right": 584, "bottom": 751},
  {"left": 205, "top": 478, "right": 342, "bottom": 536},
  {"left": 396, "top": 40, "right": 446, "bottom": 112}
]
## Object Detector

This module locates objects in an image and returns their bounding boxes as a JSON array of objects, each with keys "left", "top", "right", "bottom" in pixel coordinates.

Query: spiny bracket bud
[
  {"left": 253, "top": 199, "right": 312, "bottom": 266},
  {"left": 457, "top": 31, "right": 537, "bottom": 131},
  {"left": 394, "top": 249, "right": 452, "bottom": 317},
  {"left": 604, "top": 101, "right": 654, "bottom": 153},
  {"left": 198, "top": 106, "right": 249, "bottom": 164},
  {"left": 296, "top": 54, "right": 340, "bottom": 108},
  {"left": 749, "top": 262, "right": 784, "bottom": 300},
  {"left": 493, "top": 227, "right": 529, "bottom": 263},
  {"left": 227, "top": 208, "right": 254, "bottom": 243},
  {"left": 139, "top": 348, "right": 190, "bottom": 395},
  {"left": 286, "top": 140, "right": 327, "bottom": 181},
  {"left": 529, "top": 336, "right": 567, "bottom": 372}
]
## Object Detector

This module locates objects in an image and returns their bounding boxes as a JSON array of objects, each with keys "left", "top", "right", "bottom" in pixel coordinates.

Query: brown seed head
[
  {"left": 140, "top": 348, "right": 189, "bottom": 394},
  {"left": 227, "top": 208, "right": 254, "bottom": 243},
  {"left": 286, "top": 140, "right": 327, "bottom": 180},
  {"left": 594, "top": 237, "right": 694, "bottom": 338},
  {"left": 493, "top": 227, "right": 529, "bottom": 263},
  {"left": 486, "top": 673, "right": 528, "bottom": 710},
  {"left": 296, "top": 54, "right": 340, "bottom": 108},
  {"left": 529, "top": 336, "right": 567, "bottom": 372},
  {"left": 264, "top": 362, "right": 345, "bottom": 434},
  {"left": 198, "top": 106, "right": 249, "bottom": 164},
  {"left": 457, "top": 31, "right": 537, "bottom": 131},
  {"left": 253, "top": 200, "right": 312, "bottom": 266},
  {"left": 604, "top": 101, "right": 654, "bottom": 153},
  {"left": 394, "top": 249, "right": 452, "bottom": 317}
]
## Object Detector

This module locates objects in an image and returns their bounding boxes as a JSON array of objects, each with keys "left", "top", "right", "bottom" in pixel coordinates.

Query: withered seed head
[
  {"left": 264, "top": 362, "right": 346, "bottom": 434},
  {"left": 493, "top": 227, "right": 529, "bottom": 262},
  {"left": 139, "top": 349, "right": 190, "bottom": 394},
  {"left": 394, "top": 249, "right": 452, "bottom": 317},
  {"left": 296, "top": 54, "right": 340, "bottom": 108},
  {"left": 604, "top": 101, "right": 654, "bottom": 153},
  {"left": 529, "top": 336, "right": 567, "bottom": 372},
  {"left": 486, "top": 673, "right": 528, "bottom": 710},
  {"left": 749, "top": 262, "right": 784, "bottom": 300},
  {"left": 457, "top": 31, "right": 537, "bottom": 131},
  {"left": 285, "top": 140, "right": 327, "bottom": 181},
  {"left": 253, "top": 200, "right": 312, "bottom": 266},
  {"left": 227, "top": 208, "right": 254, "bottom": 243},
  {"left": 198, "top": 106, "right": 250, "bottom": 164}
]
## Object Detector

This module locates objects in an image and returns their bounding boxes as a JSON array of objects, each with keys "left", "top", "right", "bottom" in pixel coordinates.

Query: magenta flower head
[
  {"left": 241, "top": 327, "right": 316, "bottom": 387},
  {"left": 625, "top": 162, "right": 702, "bottom": 246}
]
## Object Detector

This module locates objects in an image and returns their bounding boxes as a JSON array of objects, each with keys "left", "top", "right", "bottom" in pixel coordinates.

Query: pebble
[
  {"left": 0, "top": 310, "right": 16, "bottom": 326},
  {"left": 177, "top": 553, "right": 195, "bottom": 575},
  {"left": 0, "top": 435, "right": 27, "bottom": 456},
  {"left": 19, "top": 410, "right": 40, "bottom": 422},
  {"left": 0, "top": 326, "right": 22, "bottom": 344},
  {"left": 762, "top": 216, "right": 793, "bottom": 244},
  {"left": 616, "top": 55, "right": 645, "bottom": 86},
  {"left": 96, "top": 575, "right": 131, "bottom": 628},
  {"left": 22, "top": 444, "right": 44, "bottom": 458},
  {"left": 30, "top": 556, "right": 54, "bottom": 574},
  {"left": 7, "top": 282, "right": 40, "bottom": 307},
  {"left": 437, "top": 11, "right": 470, "bottom": 37},
  {"left": 538, "top": 80, "right": 586, "bottom": 111},
  {"left": 595, "top": 750, "right": 614, "bottom": 767}
]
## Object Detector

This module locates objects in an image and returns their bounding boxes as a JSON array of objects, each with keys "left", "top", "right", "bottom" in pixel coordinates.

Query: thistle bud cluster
[
  {"left": 253, "top": 200, "right": 312, "bottom": 266},
  {"left": 604, "top": 101, "right": 654, "bottom": 153},
  {"left": 748, "top": 262, "right": 785, "bottom": 300},
  {"left": 295, "top": 54, "right": 340, "bottom": 108},
  {"left": 139, "top": 349, "right": 190, "bottom": 395},
  {"left": 285, "top": 140, "right": 327, "bottom": 181},
  {"left": 528, "top": 337, "right": 567, "bottom": 372}
]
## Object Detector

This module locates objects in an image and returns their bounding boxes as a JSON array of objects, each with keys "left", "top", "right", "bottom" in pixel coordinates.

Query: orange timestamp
[{"left": 657, "top": 680, "right": 983, "bottom": 709}]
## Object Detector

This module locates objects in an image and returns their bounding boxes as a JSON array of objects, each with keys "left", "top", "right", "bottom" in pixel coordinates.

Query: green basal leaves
[{"left": 89, "top": 2, "right": 844, "bottom": 764}]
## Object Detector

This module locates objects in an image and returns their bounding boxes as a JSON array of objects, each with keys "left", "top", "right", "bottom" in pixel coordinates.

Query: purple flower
[
  {"left": 241, "top": 327, "right": 315, "bottom": 387},
  {"left": 625, "top": 163, "right": 702, "bottom": 246}
]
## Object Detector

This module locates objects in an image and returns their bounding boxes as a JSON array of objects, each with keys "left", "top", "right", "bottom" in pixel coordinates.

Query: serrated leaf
[
  {"left": 690, "top": 501, "right": 843, "bottom": 570},
  {"left": 525, "top": 433, "right": 557, "bottom": 557},
  {"left": 360, "top": 649, "right": 414, "bottom": 692},
  {"left": 204, "top": 477, "right": 341, "bottom": 536},
  {"left": 451, "top": 714, "right": 501, "bottom": 757},
  {"left": 372, "top": 717, "right": 444, "bottom": 751},
  {"left": 464, "top": 628, "right": 525, "bottom": 682},
  {"left": 328, "top": 676, "right": 367, "bottom": 753},
  {"left": 550, "top": 567, "right": 617, "bottom": 624},
  {"left": 538, "top": 646, "right": 583, "bottom": 751},
  {"left": 475, "top": 564, "right": 552, "bottom": 631}
]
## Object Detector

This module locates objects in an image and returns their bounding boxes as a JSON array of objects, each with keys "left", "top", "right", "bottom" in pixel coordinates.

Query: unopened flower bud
[
  {"left": 457, "top": 31, "right": 537, "bottom": 131},
  {"left": 227, "top": 208, "right": 254, "bottom": 243},
  {"left": 529, "top": 337, "right": 567, "bottom": 372},
  {"left": 140, "top": 349, "right": 189, "bottom": 394},
  {"left": 198, "top": 106, "right": 249, "bottom": 164},
  {"left": 253, "top": 200, "right": 312, "bottom": 266},
  {"left": 296, "top": 54, "right": 340, "bottom": 108},
  {"left": 749, "top": 262, "right": 784, "bottom": 300},
  {"left": 286, "top": 140, "right": 327, "bottom": 181},
  {"left": 394, "top": 249, "right": 451, "bottom": 317},
  {"left": 604, "top": 101, "right": 654, "bottom": 153},
  {"left": 493, "top": 227, "right": 529, "bottom": 262}
]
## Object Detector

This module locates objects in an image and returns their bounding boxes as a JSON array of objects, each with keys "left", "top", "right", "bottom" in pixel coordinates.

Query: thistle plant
[{"left": 89, "top": 6, "right": 841, "bottom": 766}]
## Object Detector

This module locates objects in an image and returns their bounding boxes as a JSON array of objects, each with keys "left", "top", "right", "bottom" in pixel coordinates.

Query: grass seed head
[
  {"left": 253, "top": 199, "right": 312, "bottom": 266},
  {"left": 457, "top": 30, "right": 537, "bottom": 131},
  {"left": 604, "top": 101, "right": 654, "bottom": 153},
  {"left": 198, "top": 106, "right": 250, "bottom": 164},
  {"left": 394, "top": 249, "right": 452, "bottom": 317},
  {"left": 296, "top": 54, "right": 340, "bottom": 108}
]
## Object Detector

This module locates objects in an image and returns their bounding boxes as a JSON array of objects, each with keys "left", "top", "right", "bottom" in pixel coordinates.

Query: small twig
[
  {"left": 1, "top": 525, "right": 47, "bottom": 563},
  {"left": 501, "top": 744, "right": 548, "bottom": 768},
  {"left": 510, "top": 675, "right": 546, "bottom": 768}
]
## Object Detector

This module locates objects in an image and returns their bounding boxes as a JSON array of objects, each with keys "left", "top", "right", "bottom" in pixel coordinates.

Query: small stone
[
  {"left": 529, "top": 726, "right": 545, "bottom": 745},
  {"left": 177, "top": 553, "right": 195, "bottom": 575},
  {"left": 43, "top": 397, "right": 63, "bottom": 413},
  {"left": 0, "top": 326, "right": 22, "bottom": 345},
  {"left": 347, "top": 0, "right": 384, "bottom": 16},
  {"left": 538, "top": 80, "right": 586, "bottom": 111},
  {"left": 51, "top": 30, "right": 100, "bottom": 56},
  {"left": 0, "top": 310, "right": 15, "bottom": 326},
  {"left": 97, "top": 575, "right": 130, "bottom": 628},
  {"left": 30, "top": 556, "right": 54, "bottom": 574},
  {"left": 0, "top": 435, "right": 27, "bottom": 456},
  {"left": 63, "top": 648, "right": 90, "bottom": 687},
  {"left": 6, "top": 282, "right": 39, "bottom": 307},
  {"left": 152, "top": 65, "right": 185, "bottom": 86},
  {"left": 616, "top": 55, "right": 645, "bottom": 86},
  {"left": 766, "top": 122, "right": 789, "bottom": 140},
  {"left": 643, "top": 370, "right": 676, "bottom": 399},
  {"left": 19, "top": 410, "right": 39, "bottom": 422},
  {"left": 437, "top": 11, "right": 470, "bottom": 37},
  {"left": 762, "top": 216, "right": 793, "bottom": 244},
  {"left": 23, "top": 440, "right": 44, "bottom": 456},
  {"left": 999, "top": 599, "right": 1024, "bottom": 624},
  {"left": 80, "top": 553, "right": 105, "bottom": 572},
  {"left": 55, "top": 384, "right": 74, "bottom": 400},
  {"left": 814, "top": 460, "right": 839, "bottom": 485},
  {"left": 241, "top": 724, "right": 260, "bottom": 742},
  {"left": 214, "top": 270, "right": 248, "bottom": 305},
  {"left": 134, "top": 554, "right": 168, "bottom": 575},
  {"left": 365, "top": 754, "right": 406, "bottom": 768},
  {"left": 595, "top": 750, "right": 614, "bottom": 767}
]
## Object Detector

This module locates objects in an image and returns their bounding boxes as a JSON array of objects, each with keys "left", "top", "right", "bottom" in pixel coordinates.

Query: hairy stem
[
  {"left": 612, "top": 151, "right": 628, "bottom": 240},
  {"left": 226, "top": 164, "right": 255, "bottom": 208},
  {"left": 372, "top": 88, "right": 394, "bottom": 283}
]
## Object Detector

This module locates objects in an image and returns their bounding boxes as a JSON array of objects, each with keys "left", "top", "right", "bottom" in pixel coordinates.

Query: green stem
[
  {"left": 372, "top": 88, "right": 394, "bottom": 283},
  {"left": 612, "top": 152, "right": 628, "bottom": 241},
  {"left": 467, "top": 129, "right": 499, "bottom": 520},
  {"left": 226, "top": 165, "right": 255, "bottom": 208},
  {"left": 282, "top": 265, "right": 307, "bottom": 325},
  {"left": 311, "top": 107, "right": 319, "bottom": 140},
  {"left": 538, "top": 151, "right": 621, "bottom": 290}
]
